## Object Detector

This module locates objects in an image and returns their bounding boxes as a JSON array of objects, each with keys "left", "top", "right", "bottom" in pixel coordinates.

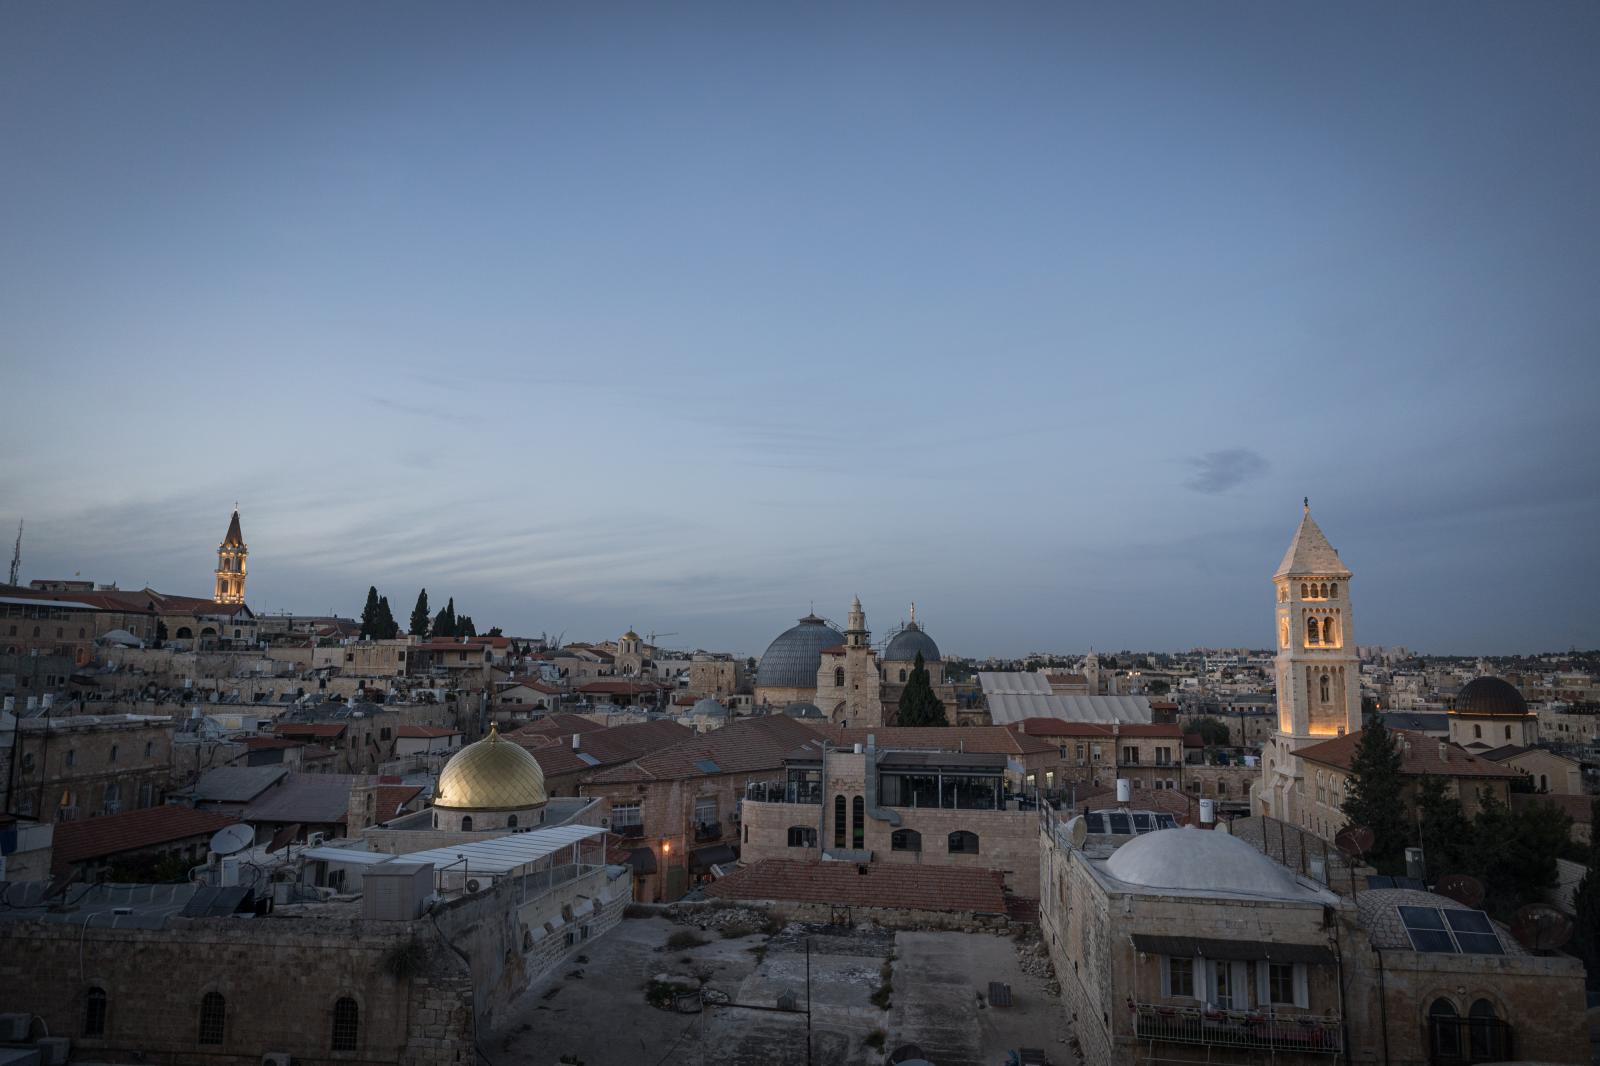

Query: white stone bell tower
[{"left": 1258, "top": 501, "right": 1361, "bottom": 825}]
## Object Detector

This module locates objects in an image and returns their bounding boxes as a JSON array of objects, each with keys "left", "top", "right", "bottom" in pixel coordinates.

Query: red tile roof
[
  {"left": 798, "top": 724, "right": 1057, "bottom": 757},
  {"left": 374, "top": 785, "right": 423, "bottom": 821},
  {"left": 1293, "top": 729, "right": 1517, "bottom": 779},
  {"left": 53, "top": 806, "right": 240, "bottom": 866},
  {"left": 244, "top": 737, "right": 305, "bottom": 751},
  {"left": 707, "top": 859, "right": 1007, "bottom": 914},
  {"left": 396, "top": 725, "right": 461, "bottom": 739},
  {"left": 588, "top": 716, "right": 825, "bottom": 784},
  {"left": 510, "top": 714, "right": 608, "bottom": 740},
  {"left": 521, "top": 719, "right": 693, "bottom": 777}
]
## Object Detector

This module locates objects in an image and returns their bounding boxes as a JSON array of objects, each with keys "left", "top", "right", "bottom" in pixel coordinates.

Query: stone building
[
  {"left": 1447, "top": 675, "right": 1538, "bottom": 751},
  {"left": 1038, "top": 807, "right": 1587, "bottom": 1065},
  {"left": 512, "top": 718, "right": 691, "bottom": 798},
  {"left": 1257, "top": 504, "right": 1362, "bottom": 825},
  {"left": 579, "top": 715, "right": 825, "bottom": 901},
  {"left": 1289, "top": 728, "right": 1517, "bottom": 842},
  {"left": 1479, "top": 743, "right": 1584, "bottom": 795},
  {"left": 0, "top": 709, "right": 176, "bottom": 821},
  {"left": 737, "top": 727, "right": 1043, "bottom": 896}
]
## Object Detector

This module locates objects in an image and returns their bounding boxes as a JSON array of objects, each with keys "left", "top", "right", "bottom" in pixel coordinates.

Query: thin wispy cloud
[{"left": 1184, "top": 449, "right": 1270, "bottom": 495}]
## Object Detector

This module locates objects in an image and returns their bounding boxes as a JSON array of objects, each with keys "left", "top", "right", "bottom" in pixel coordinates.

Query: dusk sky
[{"left": 3, "top": 3, "right": 1597, "bottom": 657}]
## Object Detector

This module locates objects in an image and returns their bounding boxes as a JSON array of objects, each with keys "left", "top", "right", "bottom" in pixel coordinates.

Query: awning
[
  {"left": 1130, "top": 934, "right": 1333, "bottom": 964},
  {"left": 624, "top": 847, "right": 657, "bottom": 874},
  {"left": 690, "top": 843, "right": 737, "bottom": 870}
]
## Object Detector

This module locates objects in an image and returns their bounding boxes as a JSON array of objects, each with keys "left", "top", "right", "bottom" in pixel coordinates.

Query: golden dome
[
  {"left": 434, "top": 725, "right": 547, "bottom": 811},
  {"left": 622, "top": 630, "right": 641, "bottom": 642}
]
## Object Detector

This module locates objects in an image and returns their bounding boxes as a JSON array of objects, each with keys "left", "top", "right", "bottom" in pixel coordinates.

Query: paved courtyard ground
[{"left": 487, "top": 910, "right": 1072, "bottom": 1066}]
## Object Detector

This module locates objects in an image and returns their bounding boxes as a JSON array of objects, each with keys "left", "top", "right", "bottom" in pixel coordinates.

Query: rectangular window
[
  {"left": 1269, "top": 963, "right": 1295, "bottom": 1006},
  {"left": 1164, "top": 957, "right": 1194, "bottom": 998},
  {"left": 611, "top": 803, "right": 641, "bottom": 827},
  {"left": 1122, "top": 746, "right": 1138, "bottom": 764},
  {"left": 1091, "top": 745, "right": 1101, "bottom": 763},
  {"left": 694, "top": 798, "right": 717, "bottom": 825},
  {"left": 1075, "top": 743, "right": 1085, "bottom": 764}
]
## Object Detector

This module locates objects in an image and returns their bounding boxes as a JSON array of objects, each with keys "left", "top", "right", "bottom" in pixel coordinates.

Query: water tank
[
  {"left": 1199, "top": 799, "right": 1215, "bottom": 824},
  {"left": 1115, "top": 779, "right": 1131, "bottom": 803}
]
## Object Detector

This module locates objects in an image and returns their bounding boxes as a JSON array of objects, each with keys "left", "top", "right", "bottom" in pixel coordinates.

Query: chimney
[{"left": 572, "top": 733, "right": 580, "bottom": 750}]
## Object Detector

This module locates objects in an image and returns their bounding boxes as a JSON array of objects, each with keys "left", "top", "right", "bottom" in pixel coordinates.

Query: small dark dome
[
  {"left": 1454, "top": 676, "right": 1528, "bottom": 717},
  {"left": 756, "top": 614, "right": 844, "bottom": 690},
  {"left": 883, "top": 621, "right": 941, "bottom": 664}
]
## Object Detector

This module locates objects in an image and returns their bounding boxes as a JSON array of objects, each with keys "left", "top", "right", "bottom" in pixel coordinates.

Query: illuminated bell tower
[
  {"left": 214, "top": 507, "right": 247, "bottom": 604},
  {"left": 1259, "top": 501, "right": 1359, "bottom": 823}
]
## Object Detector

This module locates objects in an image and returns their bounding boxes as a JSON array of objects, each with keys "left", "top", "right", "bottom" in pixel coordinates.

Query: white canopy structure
[{"left": 393, "top": 824, "right": 606, "bottom": 880}]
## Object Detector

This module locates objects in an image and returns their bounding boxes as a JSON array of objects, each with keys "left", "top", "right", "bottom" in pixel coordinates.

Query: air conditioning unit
[
  {"left": 36, "top": 1037, "right": 71, "bottom": 1066},
  {"left": 307, "top": 832, "right": 326, "bottom": 847},
  {"left": 262, "top": 1053, "right": 292, "bottom": 1066},
  {"left": 465, "top": 878, "right": 482, "bottom": 894}
]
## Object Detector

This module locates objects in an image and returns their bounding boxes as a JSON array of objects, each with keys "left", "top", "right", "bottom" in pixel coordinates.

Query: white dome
[{"left": 1103, "top": 827, "right": 1304, "bottom": 898}]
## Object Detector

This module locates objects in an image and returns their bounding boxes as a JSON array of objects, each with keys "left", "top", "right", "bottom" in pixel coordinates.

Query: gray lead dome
[
  {"left": 756, "top": 614, "right": 844, "bottom": 689},
  {"left": 883, "top": 621, "right": 940, "bottom": 663}
]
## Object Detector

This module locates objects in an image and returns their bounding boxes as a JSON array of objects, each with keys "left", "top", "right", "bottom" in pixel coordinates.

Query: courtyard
[{"left": 487, "top": 909, "right": 1072, "bottom": 1066}]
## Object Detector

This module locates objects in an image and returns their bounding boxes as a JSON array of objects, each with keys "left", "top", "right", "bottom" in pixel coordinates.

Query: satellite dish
[
  {"left": 1066, "top": 816, "right": 1089, "bottom": 849},
  {"left": 265, "top": 823, "right": 303, "bottom": 855},
  {"left": 1434, "top": 873, "right": 1486, "bottom": 909},
  {"left": 1334, "top": 825, "right": 1374, "bottom": 859},
  {"left": 210, "top": 823, "right": 256, "bottom": 857},
  {"left": 1510, "top": 904, "right": 1573, "bottom": 952}
]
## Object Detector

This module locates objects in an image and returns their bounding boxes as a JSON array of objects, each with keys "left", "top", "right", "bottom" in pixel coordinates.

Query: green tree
[
  {"left": 1464, "top": 791, "right": 1571, "bottom": 915},
  {"left": 1413, "top": 774, "right": 1470, "bottom": 881},
  {"left": 1183, "top": 716, "right": 1230, "bottom": 747},
  {"left": 1571, "top": 798, "right": 1600, "bottom": 988},
  {"left": 896, "top": 651, "right": 948, "bottom": 727},
  {"left": 433, "top": 597, "right": 457, "bottom": 639},
  {"left": 359, "top": 586, "right": 381, "bottom": 639},
  {"left": 375, "top": 596, "right": 398, "bottom": 639},
  {"left": 487, "top": 626, "right": 504, "bottom": 638},
  {"left": 409, "top": 589, "right": 430, "bottom": 637},
  {"left": 1340, "top": 718, "right": 1408, "bottom": 870},
  {"left": 1146, "top": 678, "right": 1171, "bottom": 697}
]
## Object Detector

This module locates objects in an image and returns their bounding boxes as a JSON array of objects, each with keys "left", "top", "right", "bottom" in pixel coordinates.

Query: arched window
[
  {"left": 891, "top": 829, "right": 922, "bottom": 852},
  {"left": 1504, "top": 725, "right": 1512, "bottom": 740},
  {"left": 787, "top": 826, "right": 817, "bottom": 847},
  {"left": 1329, "top": 582, "right": 1338, "bottom": 598},
  {"left": 899, "top": 669, "right": 907, "bottom": 683},
  {"left": 176, "top": 627, "right": 193, "bottom": 639},
  {"left": 331, "top": 996, "right": 359, "bottom": 1051},
  {"left": 1323, "top": 617, "right": 1336, "bottom": 645},
  {"left": 198, "top": 991, "right": 226, "bottom": 1045},
  {"left": 460, "top": 815, "right": 473, "bottom": 831},
  {"left": 507, "top": 815, "right": 518, "bottom": 829},
  {"left": 1468, "top": 999, "right": 1500, "bottom": 1059},
  {"left": 1306, "top": 617, "right": 1319, "bottom": 645},
  {"left": 1300, "top": 583, "right": 1309, "bottom": 599},
  {"left": 1428, "top": 998, "right": 1460, "bottom": 1060},
  {"left": 834, "top": 667, "right": 845, "bottom": 688},
  {"left": 85, "top": 987, "right": 107, "bottom": 1036},
  {"left": 1319, "top": 674, "right": 1330, "bottom": 703},
  {"left": 833, "top": 795, "right": 846, "bottom": 848},
  {"left": 851, "top": 795, "right": 864, "bottom": 849},
  {"left": 947, "top": 831, "right": 979, "bottom": 854},
  {"left": 103, "top": 782, "right": 120, "bottom": 814}
]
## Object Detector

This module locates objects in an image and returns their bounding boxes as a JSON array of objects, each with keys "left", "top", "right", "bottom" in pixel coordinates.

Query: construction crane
[
  {"left": 7, "top": 519, "right": 20, "bottom": 586},
  {"left": 645, "top": 631, "right": 678, "bottom": 646}
]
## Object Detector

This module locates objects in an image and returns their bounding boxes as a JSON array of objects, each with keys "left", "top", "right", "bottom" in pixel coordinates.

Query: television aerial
[
  {"left": 210, "top": 823, "right": 256, "bottom": 857},
  {"left": 1433, "top": 873, "right": 1486, "bottom": 909},
  {"left": 1334, "top": 825, "right": 1374, "bottom": 859},
  {"left": 1509, "top": 904, "right": 1573, "bottom": 953}
]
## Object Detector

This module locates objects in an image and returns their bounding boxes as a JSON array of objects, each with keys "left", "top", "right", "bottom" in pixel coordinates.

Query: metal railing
[
  {"left": 1130, "top": 1002, "right": 1343, "bottom": 1054},
  {"left": 613, "top": 823, "right": 644, "bottom": 839}
]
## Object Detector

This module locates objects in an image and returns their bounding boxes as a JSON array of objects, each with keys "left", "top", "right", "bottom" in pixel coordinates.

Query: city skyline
[{"left": 4, "top": 3, "right": 1598, "bottom": 655}]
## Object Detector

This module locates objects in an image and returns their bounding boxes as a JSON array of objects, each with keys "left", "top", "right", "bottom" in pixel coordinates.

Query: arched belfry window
[
  {"left": 834, "top": 667, "right": 844, "bottom": 688},
  {"left": 1319, "top": 674, "right": 1330, "bottom": 703},
  {"left": 1306, "top": 617, "right": 1320, "bottom": 645},
  {"left": 1301, "top": 583, "right": 1309, "bottom": 599}
]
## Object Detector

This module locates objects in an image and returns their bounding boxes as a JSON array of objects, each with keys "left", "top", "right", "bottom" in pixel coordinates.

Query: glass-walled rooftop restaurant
[{"left": 781, "top": 750, "right": 1009, "bottom": 811}]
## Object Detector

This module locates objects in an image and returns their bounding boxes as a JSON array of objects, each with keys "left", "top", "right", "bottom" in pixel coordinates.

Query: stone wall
[
  {"left": 741, "top": 797, "right": 1040, "bottom": 896},
  {"left": 0, "top": 915, "right": 473, "bottom": 1066}
]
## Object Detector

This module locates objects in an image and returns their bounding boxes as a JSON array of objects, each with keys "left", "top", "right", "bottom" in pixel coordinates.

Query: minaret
[
  {"left": 214, "top": 507, "right": 248, "bottom": 604},
  {"left": 1258, "top": 500, "right": 1360, "bottom": 826},
  {"left": 846, "top": 595, "right": 868, "bottom": 648}
]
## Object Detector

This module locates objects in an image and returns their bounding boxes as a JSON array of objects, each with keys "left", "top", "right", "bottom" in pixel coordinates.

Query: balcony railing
[
  {"left": 613, "top": 823, "right": 644, "bottom": 839},
  {"left": 1129, "top": 1002, "right": 1342, "bottom": 1055},
  {"left": 694, "top": 822, "right": 722, "bottom": 842}
]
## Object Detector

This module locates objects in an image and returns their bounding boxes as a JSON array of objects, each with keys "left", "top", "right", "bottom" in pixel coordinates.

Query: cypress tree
[
  {"left": 433, "top": 597, "right": 457, "bottom": 639},
  {"left": 896, "top": 651, "right": 948, "bottom": 727},
  {"left": 375, "top": 596, "right": 398, "bottom": 639},
  {"left": 1572, "top": 797, "right": 1600, "bottom": 989},
  {"left": 1340, "top": 718, "right": 1408, "bottom": 870},
  {"left": 457, "top": 615, "right": 476, "bottom": 638},
  {"left": 359, "top": 586, "right": 380, "bottom": 639},
  {"left": 1413, "top": 774, "right": 1470, "bottom": 881},
  {"left": 409, "top": 589, "right": 431, "bottom": 637}
]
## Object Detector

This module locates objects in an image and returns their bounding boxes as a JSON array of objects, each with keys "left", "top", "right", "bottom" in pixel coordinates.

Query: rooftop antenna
[{"left": 8, "top": 519, "right": 20, "bottom": 586}]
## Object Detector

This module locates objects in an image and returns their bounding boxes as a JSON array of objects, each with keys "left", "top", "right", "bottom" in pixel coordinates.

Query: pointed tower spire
[
  {"left": 214, "top": 507, "right": 248, "bottom": 604},
  {"left": 1274, "top": 505, "right": 1350, "bottom": 578}
]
